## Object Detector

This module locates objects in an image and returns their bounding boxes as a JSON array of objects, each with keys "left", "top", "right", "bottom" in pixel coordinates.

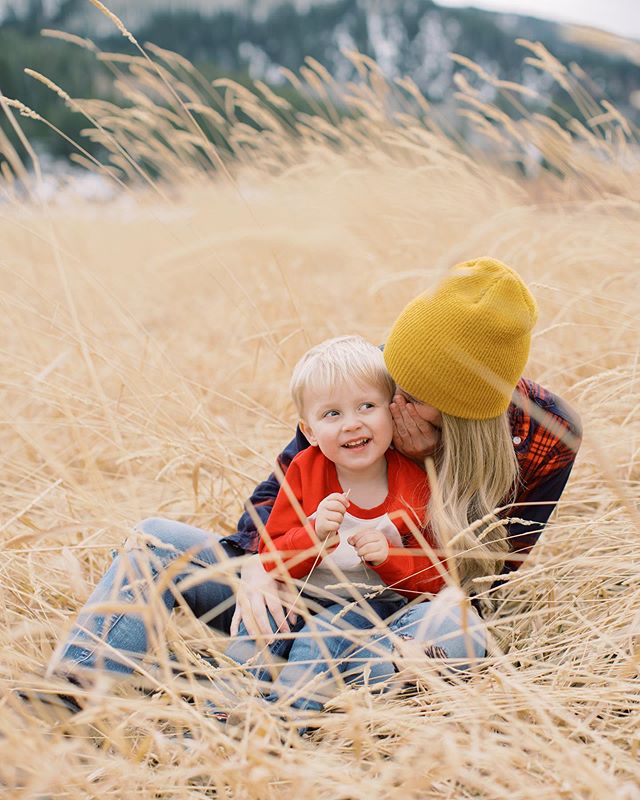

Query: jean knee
[
  {"left": 135, "top": 517, "right": 177, "bottom": 540},
  {"left": 226, "top": 615, "right": 288, "bottom": 682},
  {"left": 227, "top": 615, "right": 282, "bottom": 662},
  {"left": 133, "top": 517, "right": 215, "bottom": 558},
  {"left": 390, "top": 598, "right": 486, "bottom": 664}
]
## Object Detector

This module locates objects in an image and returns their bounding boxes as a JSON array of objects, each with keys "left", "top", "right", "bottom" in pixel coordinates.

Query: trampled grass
[{"left": 0, "top": 13, "right": 639, "bottom": 799}]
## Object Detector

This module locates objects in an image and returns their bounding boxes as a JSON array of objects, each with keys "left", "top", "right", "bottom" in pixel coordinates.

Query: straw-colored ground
[{"left": 1, "top": 25, "right": 639, "bottom": 800}]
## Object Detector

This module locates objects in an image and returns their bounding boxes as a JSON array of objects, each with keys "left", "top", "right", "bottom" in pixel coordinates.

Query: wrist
[{"left": 369, "top": 547, "right": 389, "bottom": 567}]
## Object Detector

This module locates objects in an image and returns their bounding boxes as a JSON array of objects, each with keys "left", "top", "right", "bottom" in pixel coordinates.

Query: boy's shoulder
[
  {"left": 386, "top": 448, "right": 430, "bottom": 515},
  {"left": 288, "top": 445, "right": 427, "bottom": 497},
  {"left": 284, "top": 446, "right": 336, "bottom": 500},
  {"left": 289, "top": 444, "right": 324, "bottom": 467},
  {"left": 386, "top": 447, "right": 425, "bottom": 474},
  {"left": 288, "top": 445, "right": 331, "bottom": 479}
]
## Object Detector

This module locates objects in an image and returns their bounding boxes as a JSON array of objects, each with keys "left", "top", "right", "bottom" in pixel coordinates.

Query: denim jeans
[
  {"left": 351, "top": 585, "right": 487, "bottom": 685},
  {"left": 49, "top": 518, "right": 241, "bottom": 677},
  {"left": 225, "top": 586, "right": 486, "bottom": 713},
  {"left": 50, "top": 518, "right": 486, "bottom": 714},
  {"left": 225, "top": 596, "right": 408, "bottom": 713}
]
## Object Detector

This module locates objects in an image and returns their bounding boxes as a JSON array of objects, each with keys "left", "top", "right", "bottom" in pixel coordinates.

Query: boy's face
[{"left": 299, "top": 379, "right": 394, "bottom": 473}]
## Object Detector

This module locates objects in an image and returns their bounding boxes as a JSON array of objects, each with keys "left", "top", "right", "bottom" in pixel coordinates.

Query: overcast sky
[{"left": 434, "top": 0, "right": 640, "bottom": 40}]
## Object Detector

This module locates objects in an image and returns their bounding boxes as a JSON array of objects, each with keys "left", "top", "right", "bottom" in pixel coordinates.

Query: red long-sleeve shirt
[{"left": 257, "top": 446, "right": 445, "bottom": 599}]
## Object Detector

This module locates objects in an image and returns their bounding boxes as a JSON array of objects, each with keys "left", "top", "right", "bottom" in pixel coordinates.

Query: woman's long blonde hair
[{"left": 427, "top": 411, "right": 519, "bottom": 588}]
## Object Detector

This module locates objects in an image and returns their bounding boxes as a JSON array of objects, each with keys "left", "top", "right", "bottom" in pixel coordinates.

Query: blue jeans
[
  {"left": 354, "top": 585, "right": 487, "bottom": 685},
  {"left": 51, "top": 518, "right": 486, "bottom": 712},
  {"left": 225, "top": 596, "right": 407, "bottom": 713},
  {"left": 225, "top": 586, "right": 486, "bottom": 713},
  {"left": 49, "top": 518, "right": 241, "bottom": 676}
]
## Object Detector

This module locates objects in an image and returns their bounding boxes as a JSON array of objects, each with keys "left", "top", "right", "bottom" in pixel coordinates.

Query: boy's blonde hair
[{"left": 290, "top": 335, "right": 395, "bottom": 417}]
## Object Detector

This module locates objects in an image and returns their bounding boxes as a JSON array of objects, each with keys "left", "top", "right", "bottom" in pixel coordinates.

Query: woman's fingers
[
  {"left": 233, "top": 555, "right": 287, "bottom": 638},
  {"left": 244, "top": 590, "right": 275, "bottom": 638},
  {"left": 265, "top": 589, "right": 290, "bottom": 634},
  {"left": 238, "top": 587, "right": 290, "bottom": 638},
  {"left": 405, "top": 402, "right": 435, "bottom": 436},
  {"left": 391, "top": 398, "right": 441, "bottom": 460},
  {"left": 390, "top": 401, "right": 409, "bottom": 440},
  {"left": 399, "top": 403, "right": 422, "bottom": 437},
  {"left": 279, "top": 581, "right": 300, "bottom": 625},
  {"left": 229, "top": 605, "right": 241, "bottom": 636},
  {"left": 233, "top": 589, "right": 259, "bottom": 637},
  {"left": 231, "top": 587, "right": 292, "bottom": 638},
  {"left": 393, "top": 401, "right": 422, "bottom": 445}
]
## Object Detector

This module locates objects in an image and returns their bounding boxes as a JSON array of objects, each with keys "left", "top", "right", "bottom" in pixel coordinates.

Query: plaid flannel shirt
[{"left": 223, "top": 378, "right": 582, "bottom": 578}]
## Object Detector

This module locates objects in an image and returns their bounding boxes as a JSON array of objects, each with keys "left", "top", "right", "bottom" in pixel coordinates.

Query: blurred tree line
[{"left": 0, "top": 0, "right": 637, "bottom": 163}]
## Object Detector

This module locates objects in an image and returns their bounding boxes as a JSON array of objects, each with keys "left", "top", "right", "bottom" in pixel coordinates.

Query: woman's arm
[
  {"left": 501, "top": 388, "right": 583, "bottom": 576},
  {"left": 501, "top": 462, "right": 577, "bottom": 575}
]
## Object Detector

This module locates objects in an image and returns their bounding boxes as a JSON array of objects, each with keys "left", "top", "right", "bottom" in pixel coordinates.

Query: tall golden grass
[{"left": 1, "top": 7, "right": 639, "bottom": 798}]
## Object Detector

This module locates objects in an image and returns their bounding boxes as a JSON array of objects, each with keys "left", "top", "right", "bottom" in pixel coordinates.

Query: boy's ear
[{"left": 299, "top": 419, "right": 317, "bottom": 446}]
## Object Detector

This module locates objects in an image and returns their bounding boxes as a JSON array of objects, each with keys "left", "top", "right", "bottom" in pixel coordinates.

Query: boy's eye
[
  {"left": 323, "top": 409, "right": 339, "bottom": 418},
  {"left": 360, "top": 402, "right": 375, "bottom": 410}
]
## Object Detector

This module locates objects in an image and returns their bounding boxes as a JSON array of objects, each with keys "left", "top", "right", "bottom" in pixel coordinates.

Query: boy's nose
[{"left": 342, "top": 415, "right": 362, "bottom": 431}]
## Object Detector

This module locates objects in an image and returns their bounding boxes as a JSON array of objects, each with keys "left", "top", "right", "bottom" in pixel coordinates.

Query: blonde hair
[
  {"left": 428, "top": 411, "right": 519, "bottom": 588},
  {"left": 290, "top": 335, "right": 395, "bottom": 417}
]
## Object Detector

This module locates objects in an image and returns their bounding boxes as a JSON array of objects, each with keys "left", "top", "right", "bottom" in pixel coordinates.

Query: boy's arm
[
  {"left": 257, "top": 458, "right": 334, "bottom": 579},
  {"left": 231, "top": 427, "right": 310, "bottom": 553},
  {"left": 370, "top": 536, "right": 447, "bottom": 598},
  {"left": 369, "top": 455, "right": 445, "bottom": 597}
]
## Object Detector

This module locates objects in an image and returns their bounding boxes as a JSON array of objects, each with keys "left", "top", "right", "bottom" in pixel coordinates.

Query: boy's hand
[
  {"left": 315, "top": 491, "right": 350, "bottom": 541},
  {"left": 348, "top": 529, "right": 389, "bottom": 566}
]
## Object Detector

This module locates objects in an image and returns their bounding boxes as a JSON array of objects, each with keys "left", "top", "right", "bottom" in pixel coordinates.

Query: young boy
[{"left": 223, "top": 336, "right": 444, "bottom": 718}]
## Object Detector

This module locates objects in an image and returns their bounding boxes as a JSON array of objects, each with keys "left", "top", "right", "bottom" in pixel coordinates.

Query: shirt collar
[{"left": 509, "top": 378, "right": 531, "bottom": 448}]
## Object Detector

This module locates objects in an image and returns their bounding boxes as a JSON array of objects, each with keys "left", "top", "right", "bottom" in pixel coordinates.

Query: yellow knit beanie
[{"left": 384, "top": 257, "right": 538, "bottom": 419}]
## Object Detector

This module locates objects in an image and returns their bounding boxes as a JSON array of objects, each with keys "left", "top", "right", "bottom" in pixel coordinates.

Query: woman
[{"left": 47, "top": 257, "right": 581, "bottom": 711}]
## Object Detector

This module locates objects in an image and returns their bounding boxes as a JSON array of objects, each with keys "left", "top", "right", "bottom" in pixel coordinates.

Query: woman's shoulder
[
  {"left": 512, "top": 378, "right": 582, "bottom": 438},
  {"left": 510, "top": 379, "right": 582, "bottom": 479}
]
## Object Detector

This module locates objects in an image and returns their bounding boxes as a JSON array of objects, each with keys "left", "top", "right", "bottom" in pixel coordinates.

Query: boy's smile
[
  {"left": 299, "top": 379, "right": 394, "bottom": 477},
  {"left": 342, "top": 437, "right": 370, "bottom": 449}
]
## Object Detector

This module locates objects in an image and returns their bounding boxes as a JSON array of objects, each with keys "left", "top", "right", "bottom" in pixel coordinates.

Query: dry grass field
[{"left": 1, "top": 16, "right": 639, "bottom": 800}]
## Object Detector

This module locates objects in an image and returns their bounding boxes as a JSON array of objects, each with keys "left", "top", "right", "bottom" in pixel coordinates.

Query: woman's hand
[
  {"left": 348, "top": 529, "right": 389, "bottom": 566},
  {"left": 230, "top": 554, "right": 298, "bottom": 638},
  {"left": 390, "top": 394, "right": 442, "bottom": 463}
]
